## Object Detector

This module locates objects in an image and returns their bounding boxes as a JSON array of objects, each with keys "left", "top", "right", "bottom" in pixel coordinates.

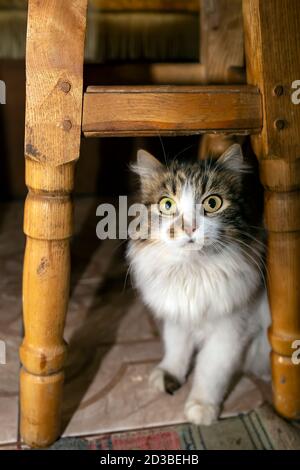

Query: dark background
[{"left": 0, "top": 3, "right": 200, "bottom": 201}]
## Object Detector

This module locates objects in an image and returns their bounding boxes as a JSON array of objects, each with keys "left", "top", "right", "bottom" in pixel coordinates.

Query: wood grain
[
  {"left": 24, "top": 0, "right": 87, "bottom": 166},
  {"left": 243, "top": 0, "right": 300, "bottom": 419},
  {"left": 243, "top": 0, "right": 300, "bottom": 160},
  {"left": 21, "top": 162, "right": 75, "bottom": 448},
  {"left": 198, "top": 0, "right": 245, "bottom": 159},
  {"left": 82, "top": 85, "right": 262, "bottom": 136},
  {"left": 21, "top": 0, "right": 88, "bottom": 448},
  {"left": 201, "top": 0, "right": 244, "bottom": 83}
]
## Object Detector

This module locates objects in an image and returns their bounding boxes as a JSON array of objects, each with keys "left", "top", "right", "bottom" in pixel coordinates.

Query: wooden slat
[
  {"left": 82, "top": 85, "right": 262, "bottom": 137},
  {"left": 90, "top": 0, "right": 200, "bottom": 12},
  {"left": 201, "top": 0, "right": 244, "bottom": 83}
]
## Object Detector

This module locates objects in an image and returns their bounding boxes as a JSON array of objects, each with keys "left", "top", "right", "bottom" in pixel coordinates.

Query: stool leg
[
  {"left": 20, "top": 0, "right": 87, "bottom": 447},
  {"left": 20, "top": 162, "right": 75, "bottom": 447},
  {"left": 243, "top": 0, "right": 300, "bottom": 419}
]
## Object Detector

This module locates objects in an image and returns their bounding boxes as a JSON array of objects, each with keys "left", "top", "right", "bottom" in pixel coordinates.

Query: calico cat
[{"left": 127, "top": 144, "right": 270, "bottom": 426}]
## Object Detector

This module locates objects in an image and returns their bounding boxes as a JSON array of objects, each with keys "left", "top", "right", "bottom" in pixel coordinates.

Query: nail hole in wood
[
  {"left": 62, "top": 119, "right": 72, "bottom": 131},
  {"left": 274, "top": 119, "right": 285, "bottom": 130},
  {"left": 273, "top": 85, "right": 284, "bottom": 96},
  {"left": 59, "top": 80, "right": 71, "bottom": 93}
]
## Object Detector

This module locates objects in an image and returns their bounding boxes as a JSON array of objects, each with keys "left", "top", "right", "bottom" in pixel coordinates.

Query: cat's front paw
[
  {"left": 149, "top": 367, "right": 182, "bottom": 395},
  {"left": 184, "top": 399, "right": 219, "bottom": 426}
]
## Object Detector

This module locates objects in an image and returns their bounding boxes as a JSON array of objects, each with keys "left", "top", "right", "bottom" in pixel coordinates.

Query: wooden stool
[{"left": 20, "top": 0, "right": 300, "bottom": 447}]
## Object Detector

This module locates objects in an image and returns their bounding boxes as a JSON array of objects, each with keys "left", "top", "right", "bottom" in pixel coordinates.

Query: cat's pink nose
[{"left": 185, "top": 225, "right": 196, "bottom": 236}]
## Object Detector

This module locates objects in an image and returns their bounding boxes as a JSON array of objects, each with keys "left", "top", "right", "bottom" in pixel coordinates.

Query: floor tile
[{"left": 0, "top": 199, "right": 270, "bottom": 442}]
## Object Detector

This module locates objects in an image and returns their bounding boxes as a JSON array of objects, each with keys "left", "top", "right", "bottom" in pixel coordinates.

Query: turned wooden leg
[
  {"left": 20, "top": 0, "right": 87, "bottom": 447},
  {"left": 20, "top": 161, "right": 75, "bottom": 446},
  {"left": 262, "top": 182, "right": 300, "bottom": 417},
  {"left": 243, "top": 0, "right": 300, "bottom": 418}
]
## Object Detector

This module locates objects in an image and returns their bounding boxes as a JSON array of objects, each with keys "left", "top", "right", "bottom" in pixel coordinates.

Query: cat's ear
[
  {"left": 131, "top": 149, "right": 164, "bottom": 178},
  {"left": 217, "top": 144, "right": 251, "bottom": 173}
]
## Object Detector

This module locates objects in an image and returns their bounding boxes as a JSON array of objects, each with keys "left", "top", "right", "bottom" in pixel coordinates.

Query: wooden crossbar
[{"left": 82, "top": 85, "right": 262, "bottom": 137}]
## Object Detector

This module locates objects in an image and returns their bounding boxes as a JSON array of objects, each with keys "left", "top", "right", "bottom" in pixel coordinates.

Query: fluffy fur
[{"left": 127, "top": 144, "right": 270, "bottom": 426}]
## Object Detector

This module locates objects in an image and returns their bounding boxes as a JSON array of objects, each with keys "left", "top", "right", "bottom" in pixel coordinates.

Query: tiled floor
[
  {"left": 2, "top": 405, "right": 300, "bottom": 450},
  {"left": 0, "top": 199, "right": 269, "bottom": 446}
]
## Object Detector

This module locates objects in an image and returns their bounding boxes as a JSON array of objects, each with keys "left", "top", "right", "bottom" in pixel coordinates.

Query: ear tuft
[
  {"left": 131, "top": 149, "right": 163, "bottom": 178},
  {"left": 217, "top": 144, "right": 251, "bottom": 173}
]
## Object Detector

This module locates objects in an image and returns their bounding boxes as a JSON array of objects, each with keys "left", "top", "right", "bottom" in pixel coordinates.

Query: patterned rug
[{"left": 35, "top": 405, "right": 300, "bottom": 450}]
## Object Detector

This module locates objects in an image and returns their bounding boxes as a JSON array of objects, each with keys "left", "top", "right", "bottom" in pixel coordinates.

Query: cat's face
[{"left": 132, "top": 144, "right": 251, "bottom": 254}]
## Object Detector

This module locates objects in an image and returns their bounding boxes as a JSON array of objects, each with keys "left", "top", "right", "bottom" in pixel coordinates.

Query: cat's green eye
[
  {"left": 159, "top": 197, "right": 177, "bottom": 216},
  {"left": 203, "top": 195, "right": 223, "bottom": 213}
]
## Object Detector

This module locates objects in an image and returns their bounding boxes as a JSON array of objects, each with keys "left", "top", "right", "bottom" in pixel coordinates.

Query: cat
[{"left": 126, "top": 144, "right": 270, "bottom": 426}]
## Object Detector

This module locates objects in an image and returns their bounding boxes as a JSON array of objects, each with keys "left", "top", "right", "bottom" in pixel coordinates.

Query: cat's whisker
[
  {"left": 222, "top": 235, "right": 268, "bottom": 273},
  {"left": 212, "top": 239, "right": 243, "bottom": 272},
  {"left": 173, "top": 144, "right": 196, "bottom": 160},
  {"left": 217, "top": 241, "right": 267, "bottom": 291},
  {"left": 247, "top": 224, "right": 268, "bottom": 232},
  {"left": 210, "top": 241, "right": 224, "bottom": 256},
  {"left": 220, "top": 231, "right": 265, "bottom": 260},
  {"left": 111, "top": 237, "right": 129, "bottom": 254},
  {"left": 123, "top": 262, "right": 133, "bottom": 292},
  {"left": 157, "top": 133, "right": 170, "bottom": 172},
  {"left": 221, "top": 233, "right": 268, "bottom": 272},
  {"left": 219, "top": 235, "right": 268, "bottom": 290},
  {"left": 232, "top": 228, "right": 267, "bottom": 247}
]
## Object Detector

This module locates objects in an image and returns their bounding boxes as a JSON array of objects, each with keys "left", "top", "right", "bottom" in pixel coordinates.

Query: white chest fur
[{"left": 128, "top": 241, "right": 261, "bottom": 326}]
